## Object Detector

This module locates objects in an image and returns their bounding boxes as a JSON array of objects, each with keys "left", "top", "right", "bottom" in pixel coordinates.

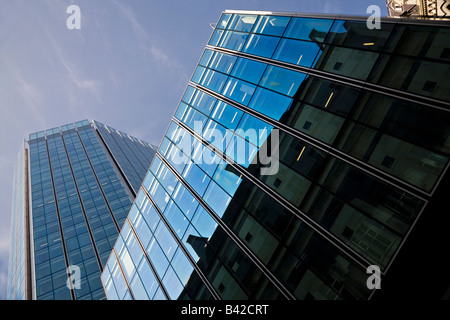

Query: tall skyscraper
[
  {"left": 101, "top": 11, "right": 450, "bottom": 300},
  {"left": 7, "top": 120, "right": 156, "bottom": 300}
]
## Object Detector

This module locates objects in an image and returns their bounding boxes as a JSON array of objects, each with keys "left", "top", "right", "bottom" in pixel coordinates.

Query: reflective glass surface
[{"left": 104, "top": 12, "right": 450, "bottom": 301}]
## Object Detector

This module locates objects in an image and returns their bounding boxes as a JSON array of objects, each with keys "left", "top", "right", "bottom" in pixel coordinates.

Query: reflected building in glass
[
  {"left": 7, "top": 120, "right": 156, "bottom": 300},
  {"left": 101, "top": 11, "right": 450, "bottom": 300}
]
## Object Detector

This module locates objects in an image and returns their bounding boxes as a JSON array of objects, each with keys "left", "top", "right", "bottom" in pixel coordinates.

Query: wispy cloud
[
  {"left": 13, "top": 73, "right": 47, "bottom": 128},
  {"left": 112, "top": 0, "right": 179, "bottom": 70}
]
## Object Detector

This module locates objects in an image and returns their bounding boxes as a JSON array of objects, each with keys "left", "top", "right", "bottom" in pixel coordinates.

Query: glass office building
[
  {"left": 7, "top": 120, "right": 156, "bottom": 300},
  {"left": 101, "top": 10, "right": 450, "bottom": 300}
]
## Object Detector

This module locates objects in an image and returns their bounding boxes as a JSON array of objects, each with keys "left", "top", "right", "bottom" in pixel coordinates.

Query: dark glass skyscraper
[
  {"left": 7, "top": 120, "right": 156, "bottom": 300},
  {"left": 101, "top": 11, "right": 450, "bottom": 300}
]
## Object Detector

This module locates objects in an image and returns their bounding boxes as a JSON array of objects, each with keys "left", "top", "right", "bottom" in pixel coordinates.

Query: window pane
[
  {"left": 243, "top": 34, "right": 280, "bottom": 58},
  {"left": 209, "top": 29, "right": 224, "bottom": 47},
  {"left": 222, "top": 78, "right": 256, "bottom": 106},
  {"left": 248, "top": 87, "right": 293, "bottom": 120},
  {"left": 285, "top": 102, "right": 345, "bottom": 144},
  {"left": 284, "top": 17, "right": 333, "bottom": 42},
  {"left": 253, "top": 15, "right": 291, "bottom": 36},
  {"left": 211, "top": 101, "right": 244, "bottom": 131},
  {"left": 227, "top": 14, "right": 257, "bottom": 32},
  {"left": 315, "top": 46, "right": 379, "bottom": 81},
  {"left": 190, "top": 90, "right": 217, "bottom": 116},
  {"left": 216, "top": 13, "right": 232, "bottom": 29},
  {"left": 325, "top": 20, "right": 393, "bottom": 51},
  {"left": 199, "top": 69, "right": 228, "bottom": 93},
  {"left": 199, "top": 49, "right": 214, "bottom": 67},
  {"left": 273, "top": 38, "right": 321, "bottom": 68},
  {"left": 260, "top": 65, "right": 307, "bottom": 96},
  {"left": 368, "top": 54, "right": 450, "bottom": 102},
  {"left": 230, "top": 57, "right": 267, "bottom": 84},
  {"left": 385, "top": 24, "right": 450, "bottom": 62},
  {"left": 208, "top": 51, "right": 237, "bottom": 74},
  {"left": 336, "top": 123, "right": 449, "bottom": 192},
  {"left": 219, "top": 31, "right": 248, "bottom": 51}
]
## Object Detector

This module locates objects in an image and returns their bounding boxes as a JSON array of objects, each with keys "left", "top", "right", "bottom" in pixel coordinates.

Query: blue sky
[{"left": 0, "top": 0, "right": 387, "bottom": 300}]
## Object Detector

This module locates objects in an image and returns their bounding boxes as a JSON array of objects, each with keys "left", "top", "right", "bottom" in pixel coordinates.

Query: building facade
[
  {"left": 100, "top": 10, "right": 450, "bottom": 300},
  {"left": 386, "top": 0, "right": 450, "bottom": 18},
  {"left": 7, "top": 120, "right": 156, "bottom": 300}
]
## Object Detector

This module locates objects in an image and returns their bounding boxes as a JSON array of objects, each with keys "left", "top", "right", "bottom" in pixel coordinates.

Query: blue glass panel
[
  {"left": 211, "top": 101, "right": 244, "bottom": 131},
  {"left": 156, "top": 164, "right": 178, "bottom": 196},
  {"left": 174, "top": 102, "right": 188, "bottom": 120},
  {"left": 141, "top": 202, "right": 160, "bottom": 232},
  {"left": 130, "top": 274, "right": 149, "bottom": 300},
  {"left": 236, "top": 113, "right": 273, "bottom": 148},
  {"left": 171, "top": 248, "right": 193, "bottom": 285},
  {"left": 199, "top": 69, "right": 228, "bottom": 93},
  {"left": 225, "top": 134, "right": 258, "bottom": 168},
  {"left": 154, "top": 222, "right": 178, "bottom": 261},
  {"left": 166, "top": 144, "right": 188, "bottom": 174},
  {"left": 260, "top": 65, "right": 307, "bottom": 96},
  {"left": 208, "top": 52, "right": 237, "bottom": 74},
  {"left": 172, "top": 182, "right": 198, "bottom": 220},
  {"left": 137, "top": 258, "right": 158, "bottom": 299},
  {"left": 227, "top": 14, "right": 257, "bottom": 32},
  {"left": 219, "top": 31, "right": 248, "bottom": 51},
  {"left": 284, "top": 17, "right": 333, "bottom": 42},
  {"left": 212, "top": 161, "right": 242, "bottom": 196},
  {"left": 133, "top": 214, "right": 152, "bottom": 248},
  {"left": 162, "top": 266, "right": 184, "bottom": 300},
  {"left": 199, "top": 49, "right": 214, "bottom": 67},
  {"left": 273, "top": 38, "right": 321, "bottom": 68},
  {"left": 191, "top": 66, "right": 206, "bottom": 83},
  {"left": 182, "top": 107, "right": 208, "bottom": 134},
  {"left": 181, "top": 86, "right": 196, "bottom": 104},
  {"left": 243, "top": 34, "right": 280, "bottom": 58},
  {"left": 203, "top": 119, "right": 233, "bottom": 153},
  {"left": 222, "top": 78, "right": 256, "bottom": 106},
  {"left": 248, "top": 87, "right": 293, "bottom": 121},
  {"left": 191, "top": 205, "right": 218, "bottom": 239},
  {"left": 190, "top": 90, "right": 217, "bottom": 116},
  {"left": 192, "top": 142, "right": 220, "bottom": 177},
  {"left": 253, "top": 15, "right": 291, "bottom": 36},
  {"left": 164, "top": 200, "right": 189, "bottom": 238},
  {"left": 182, "top": 161, "right": 211, "bottom": 196},
  {"left": 147, "top": 238, "right": 169, "bottom": 278},
  {"left": 217, "top": 13, "right": 232, "bottom": 29},
  {"left": 209, "top": 29, "right": 224, "bottom": 46},
  {"left": 203, "top": 181, "right": 231, "bottom": 217},
  {"left": 148, "top": 181, "right": 169, "bottom": 212},
  {"left": 230, "top": 57, "right": 267, "bottom": 84}
]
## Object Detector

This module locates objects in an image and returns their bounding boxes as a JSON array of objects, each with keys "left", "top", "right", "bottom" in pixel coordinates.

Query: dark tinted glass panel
[
  {"left": 385, "top": 24, "right": 450, "bottom": 62},
  {"left": 325, "top": 20, "right": 393, "bottom": 51},
  {"left": 296, "top": 76, "right": 360, "bottom": 116},
  {"left": 351, "top": 91, "right": 450, "bottom": 156},
  {"left": 315, "top": 46, "right": 379, "bottom": 81},
  {"left": 368, "top": 54, "right": 450, "bottom": 102},
  {"left": 284, "top": 17, "right": 333, "bottom": 42}
]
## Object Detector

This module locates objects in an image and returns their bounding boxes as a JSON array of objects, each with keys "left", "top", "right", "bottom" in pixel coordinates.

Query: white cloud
[{"left": 112, "top": 0, "right": 180, "bottom": 71}]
